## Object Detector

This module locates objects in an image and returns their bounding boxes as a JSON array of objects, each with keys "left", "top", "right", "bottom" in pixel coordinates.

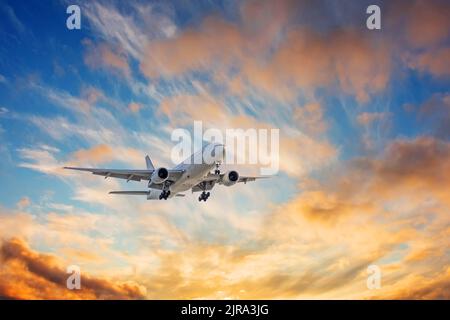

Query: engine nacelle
[
  {"left": 151, "top": 167, "right": 169, "bottom": 184},
  {"left": 222, "top": 170, "right": 239, "bottom": 186}
]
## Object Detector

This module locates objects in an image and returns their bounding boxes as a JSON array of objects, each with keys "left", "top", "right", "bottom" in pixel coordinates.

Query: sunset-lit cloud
[{"left": 0, "top": 238, "right": 146, "bottom": 299}]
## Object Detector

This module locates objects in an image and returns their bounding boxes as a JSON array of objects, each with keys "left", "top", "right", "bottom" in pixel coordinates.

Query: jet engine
[
  {"left": 222, "top": 170, "right": 239, "bottom": 186},
  {"left": 150, "top": 167, "right": 169, "bottom": 184}
]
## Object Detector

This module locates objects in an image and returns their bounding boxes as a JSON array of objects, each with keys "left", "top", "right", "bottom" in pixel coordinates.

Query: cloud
[
  {"left": 405, "top": 48, "right": 450, "bottom": 77},
  {"left": 83, "top": 40, "right": 131, "bottom": 77},
  {"left": 157, "top": 92, "right": 337, "bottom": 177},
  {"left": 82, "top": 3, "right": 148, "bottom": 60},
  {"left": 357, "top": 112, "right": 391, "bottom": 126},
  {"left": 16, "top": 197, "right": 31, "bottom": 210},
  {"left": 82, "top": 2, "right": 176, "bottom": 60},
  {"left": 293, "top": 102, "right": 327, "bottom": 135},
  {"left": 18, "top": 146, "right": 67, "bottom": 176},
  {"left": 417, "top": 93, "right": 450, "bottom": 139},
  {"left": 140, "top": 3, "right": 391, "bottom": 103},
  {"left": 286, "top": 136, "right": 450, "bottom": 222},
  {"left": 401, "top": 0, "right": 450, "bottom": 49},
  {"left": 4, "top": 136, "right": 450, "bottom": 300},
  {"left": 18, "top": 143, "right": 142, "bottom": 180},
  {"left": 353, "top": 137, "right": 450, "bottom": 203},
  {"left": 391, "top": 1, "right": 450, "bottom": 78},
  {"left": 141, "top": 17, "right": 244, "bottom": 78},
  {"left": 128, "top": 102, "right": 142, "bottom": 113},
  {"left": 1, "top": 4, "right": 25, "bottom": 33},
  {"left": 70, "top": 144, "right": 114, "bottom": 166},
  {"left": 0, "top": 238, "right": 146, "bottom": 299}
]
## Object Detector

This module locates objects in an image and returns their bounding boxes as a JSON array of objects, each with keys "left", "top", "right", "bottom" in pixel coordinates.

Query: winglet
[{"left": 145, "top": 155, "right": 155, "bottom": 170}]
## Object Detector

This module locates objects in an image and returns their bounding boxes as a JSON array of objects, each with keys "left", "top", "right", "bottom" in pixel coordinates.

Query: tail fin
[{"left": 145, "top": 155, "right": 155, "bottom": 170}]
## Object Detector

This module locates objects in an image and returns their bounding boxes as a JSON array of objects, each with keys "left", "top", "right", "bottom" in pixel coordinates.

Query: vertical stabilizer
[{"left": 145, "top": 155, "right": 155, "bottom": 170}]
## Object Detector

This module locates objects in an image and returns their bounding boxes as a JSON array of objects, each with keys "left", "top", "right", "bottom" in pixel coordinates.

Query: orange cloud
[
  {"left": 354, "top": 137, "right": 450, "bottom": 203},
  {"left": 265, "top": 136, "right": 450, "bottom": 226},
  {"left": 390, "top": 1, "right": 450, "bottom": 78},
  {"left": 407, "top": 47, "right": 450, "bottom": 77},
  {"left": 158, "top": 92, "right": 336, "bottom": 177},
  {"left": 128, "top": 102, "right": 142, "bottom": 113},
  {"left": 71, "top": 144, "right": 114, "bottom": 166},
  {"left": 0, "top": 238, "right": 146, "bottom": 299},
  {"left": 16, "top": 197, "right": 31, "bottom": 210},
  {"left": 84, "top": 40, "right": 130, "bottom": 77},
  {"left": 140, "top": 2, "right": 392, "bottom": 103},
  {"left": 141, "top": 17, "right": 244, "bottom": 78},
  {"left": 2, "top": 133, "right": 450, "bottom": 300},
  {"left": 294, "top": 102, "right": 327, "bottom": 135},
  {"left": 402, "top": 0, "right": 450, "bottom": 48},
  {"left": 357, "top": 112, "right": 391, "bottom": 126}
]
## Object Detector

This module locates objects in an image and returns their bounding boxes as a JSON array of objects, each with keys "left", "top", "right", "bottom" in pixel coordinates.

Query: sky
[{"left": 0, "top": 0, "right": 449, "bottom": 299}]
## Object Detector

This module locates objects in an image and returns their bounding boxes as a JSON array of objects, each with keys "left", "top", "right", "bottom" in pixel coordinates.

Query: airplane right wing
[
  {"left": 192, "top": 173, "right": 270, "bottom": 192},
  {"left": 64, "top": 167, "right": 184, "bottom": 182}
]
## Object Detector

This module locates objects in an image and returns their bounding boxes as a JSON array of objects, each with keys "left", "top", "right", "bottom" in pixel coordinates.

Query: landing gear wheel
[
  {"left": 198, "top": 191, "right": 210, "bottom": 202},
  {"left": 214, "top": 162, "right": 221, "bottom": 175},
  {"left": 159, "top": 190, "right": 170, "bottom": 200}
]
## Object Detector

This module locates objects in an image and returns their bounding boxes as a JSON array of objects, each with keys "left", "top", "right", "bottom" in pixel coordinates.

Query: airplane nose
[{"left": 211, "top": 144, "right": 225, "bottom": 160}]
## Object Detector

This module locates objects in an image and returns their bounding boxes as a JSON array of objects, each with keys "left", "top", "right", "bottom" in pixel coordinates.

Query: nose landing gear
[
  {"left": 198, "top": 191, "right": 210, "bottom": 202},
  {"left": 214, "top": 162, "right": 221, "bottom": 175}
]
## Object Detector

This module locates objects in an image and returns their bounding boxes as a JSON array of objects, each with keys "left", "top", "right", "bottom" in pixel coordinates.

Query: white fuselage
[{"left": 164, "top": 144, "right": 224, "bottom": 195}]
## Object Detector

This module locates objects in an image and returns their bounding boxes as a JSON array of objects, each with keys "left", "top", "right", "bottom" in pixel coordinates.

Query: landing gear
[
  {"left": 159, "top": 182, "right": 171, "bottom": 200},
  {"left": 214, "top": 162, "right": 221, "bottom": 175},
  {"left": 159, "top": 190, "right": 170, "bottom": 200},
  {"left": 198, "top": 191, "right": 210, "bottom": 202}
]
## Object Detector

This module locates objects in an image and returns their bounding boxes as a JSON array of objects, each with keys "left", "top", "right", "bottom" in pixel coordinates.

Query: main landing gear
[
  {"left": 198, "top": 191, "right": 210, "bottom": 202},
  {"left": 159, "top": 190, "right": 170, "bottom": 200},
  {"left": 159, "top": 182, "right": 171, "bottom": 200}
]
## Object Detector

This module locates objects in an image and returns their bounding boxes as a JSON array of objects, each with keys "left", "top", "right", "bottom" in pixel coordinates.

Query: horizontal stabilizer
[{"left": 109, "top": 191, "right": 149, "bottom": 195}]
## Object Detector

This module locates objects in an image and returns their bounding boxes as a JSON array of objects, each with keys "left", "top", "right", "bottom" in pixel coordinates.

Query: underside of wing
[
  {"left": 237, "top": 176, "right": 270, "bottom": 184},
  {"left": 64, "top": 167, "right": 184, "bottom": 182},
  {"left": 109, "top": 191, "right": 149, "bottom": 195},
  {"left": 192, "top": 173, "right": 270, "bottom": 192}
]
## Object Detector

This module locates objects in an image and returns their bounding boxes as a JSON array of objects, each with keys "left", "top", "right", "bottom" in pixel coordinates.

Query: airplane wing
[
  {"left": 109, "top": 191, "right": 149, "bottom": 195},
  {"left": 236, "top": 176, "right": 270, "bottom": 184},
  {"left": 192, "top": 173, "right": 270, "bottom": 192},
  {"left": 63, "top": 167, "right": 184, "bottom": 182}
]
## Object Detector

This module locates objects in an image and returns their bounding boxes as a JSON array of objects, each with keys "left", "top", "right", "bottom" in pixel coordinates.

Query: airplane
[{"left": 64, "top": 143, "right": 268, "bottom": 202}]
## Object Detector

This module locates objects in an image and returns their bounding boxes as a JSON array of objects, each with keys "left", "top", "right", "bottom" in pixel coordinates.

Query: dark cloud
[{"left": 0, "top": 238, "right": 146, "bottom": 299}]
